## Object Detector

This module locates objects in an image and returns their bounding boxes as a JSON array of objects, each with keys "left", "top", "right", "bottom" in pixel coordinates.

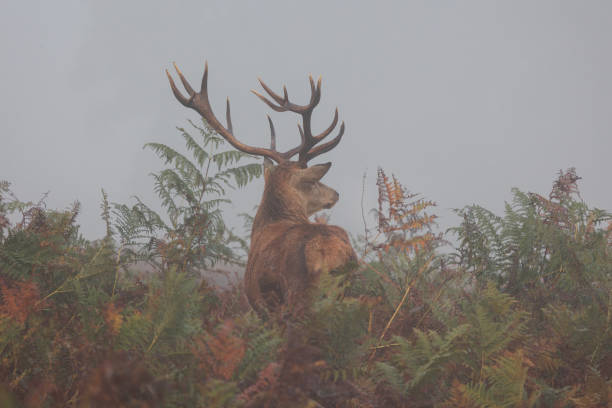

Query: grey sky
[{"left": 1, "top": 1, "right": 610, "bottom": 241}]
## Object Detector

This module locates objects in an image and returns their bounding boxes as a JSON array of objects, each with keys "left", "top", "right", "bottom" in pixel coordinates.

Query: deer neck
[{"left": 252, "top": 186, "right": 309, "bottom": 234}]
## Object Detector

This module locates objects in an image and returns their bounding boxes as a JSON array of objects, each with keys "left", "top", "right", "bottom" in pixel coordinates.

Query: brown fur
[{"left": 245, "top": 161, "right": 357, "bottom": 320}]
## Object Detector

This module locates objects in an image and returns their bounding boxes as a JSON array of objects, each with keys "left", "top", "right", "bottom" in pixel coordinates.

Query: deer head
[{"left": 166, "top": 62, "right": 345, "bottom": 227}]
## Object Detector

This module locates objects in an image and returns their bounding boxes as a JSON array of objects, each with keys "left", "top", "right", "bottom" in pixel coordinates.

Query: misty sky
[{"left": 1, "top": 1, "right": 610, "bottom": 241}]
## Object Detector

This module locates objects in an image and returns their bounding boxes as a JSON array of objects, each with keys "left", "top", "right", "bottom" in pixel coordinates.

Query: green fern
[
  {"left": 458, "top": 350, "right": 536, "bottom": 408},
  {"left": 200, "top": 379, "right": 242, "bottom": 408},
  {"left": 236, "top": 315, "right": 283, "bottom": 383},
  {"left": 112, "top": 119, "right": 262, "bottom": 273},
  {"left": 375, "top": 324, "right": 469, "bottom": 397}
]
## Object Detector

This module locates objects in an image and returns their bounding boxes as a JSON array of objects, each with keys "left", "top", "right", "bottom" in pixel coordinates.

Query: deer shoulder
[{"left": 303, "top": 224, "right": 356, "bottom": 276}]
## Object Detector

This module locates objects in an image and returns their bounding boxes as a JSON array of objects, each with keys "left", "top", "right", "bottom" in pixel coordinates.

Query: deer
[
  {"left": 166, "top": 62, "right": 363, "bottom": 407},
  {"left": 166, "top": 62, "right": 357, "bottom": 319}
]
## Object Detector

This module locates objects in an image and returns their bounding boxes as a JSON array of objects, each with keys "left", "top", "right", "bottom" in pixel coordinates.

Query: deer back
[{"left": 246, "top": 221, "right": 356, "bottom": 319}]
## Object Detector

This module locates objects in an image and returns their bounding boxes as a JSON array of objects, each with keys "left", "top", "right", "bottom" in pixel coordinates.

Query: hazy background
[{"left": 1, "top": 1, "right": 610, "bottom": 242}]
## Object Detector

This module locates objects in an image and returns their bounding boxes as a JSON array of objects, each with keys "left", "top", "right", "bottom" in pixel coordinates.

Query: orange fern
[
  {"left": 104, "top": 302, "right": 124, "bottom": 335},
  {"left": 0, "top": 279, "right": 42, "bottom": 324},
  {"left": 374, "top": 168, "right": 439, "bottom": 256},
  {"left": 192, "top": 320, "right": 246, "bottom": 381},
  {"left": 237, "top": 362, "right": 280, "bottom": 403}
]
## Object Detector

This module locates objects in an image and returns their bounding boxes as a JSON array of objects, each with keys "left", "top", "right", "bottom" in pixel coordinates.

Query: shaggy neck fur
[{"left": 252, "top": 174, "right": 308, "bottom": 233}]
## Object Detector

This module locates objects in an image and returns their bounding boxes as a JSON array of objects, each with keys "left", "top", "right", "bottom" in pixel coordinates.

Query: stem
[
  {"left": 414, "top": 272, "right": 454, "bottom": 330},
  {"left": 360, "top": 172, "right": 369, "bottom": 258},
  {"left": 37, "top": 240, "right": 108, "bottom": 305},
  {"left": 368, "top": 343, "right": 400, "bottom": 350},
  {"left": 368, "top": 255, "right": 433, "bottom": 362},
  {"left": 359, "top": 259, "right": 401, "bottom": 292},
  {"left": 111, "top": 245, "right": 124, "bottom": 298},
  {"left": 147, "top": 330, "right": 161, "bottom": 353}
]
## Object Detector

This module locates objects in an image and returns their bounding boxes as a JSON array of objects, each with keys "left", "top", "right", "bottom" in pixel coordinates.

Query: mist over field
[
  {"left": 1, "top": 1, "right": 610, "bottom": 239},
  {"left": 0, "top": 2, "right": 610, "bottom": 407}
]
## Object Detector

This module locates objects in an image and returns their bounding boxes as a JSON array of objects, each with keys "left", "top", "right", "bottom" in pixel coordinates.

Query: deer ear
[
  {"left": 263, "top": 158, "right": 274, "bottom": 181},
  {"left": 304, "top": 162, "right": 332, "bottom": 181}
]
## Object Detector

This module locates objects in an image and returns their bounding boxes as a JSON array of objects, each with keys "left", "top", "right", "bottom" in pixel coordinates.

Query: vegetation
[{"left": 0, "top": 120, "right": 610, "bottom": 407}]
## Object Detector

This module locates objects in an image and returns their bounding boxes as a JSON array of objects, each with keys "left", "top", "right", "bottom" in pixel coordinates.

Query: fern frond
[
  {"left": 214, "top": 163, "right": 263, "bottom": 189},
  {"left": 180, "top": 127, "right": 210, "bottom": 167},
  {"left": 144, "top": 142, "right": 203, "bottom": 183}
]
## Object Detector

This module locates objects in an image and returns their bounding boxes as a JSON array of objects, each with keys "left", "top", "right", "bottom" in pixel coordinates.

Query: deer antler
[
  {"left": 252, "top": 75, "right": 345, "bottom": 165},
  {"left": 166, "top": 62, "right": 287, "bottom": 163},
  {"left": 166, "top": 62, "right": 344, "bottom": 165}
]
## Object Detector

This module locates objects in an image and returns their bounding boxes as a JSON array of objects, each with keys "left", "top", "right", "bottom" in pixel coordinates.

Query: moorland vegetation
[{"left": 0, "top": 121, "right": 610, "bottom": 407}]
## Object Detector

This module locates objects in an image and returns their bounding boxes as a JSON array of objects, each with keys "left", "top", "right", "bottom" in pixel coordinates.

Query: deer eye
[{"left": 300, "top": 181, "right": 316, "bottom": 190}]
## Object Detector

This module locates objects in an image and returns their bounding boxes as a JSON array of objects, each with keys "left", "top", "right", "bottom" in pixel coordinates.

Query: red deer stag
[{"left": 166, "top": 62, "right": 357, "bottom": 320}]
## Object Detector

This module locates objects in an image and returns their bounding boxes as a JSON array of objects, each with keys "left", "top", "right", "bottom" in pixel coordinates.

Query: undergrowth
[{"left": 0, "top": 121, "right": 610, "bottom": 407}]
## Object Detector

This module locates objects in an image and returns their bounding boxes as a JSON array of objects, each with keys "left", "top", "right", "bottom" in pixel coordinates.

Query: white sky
[{"left": 1, "top": 1, "right": 610, "bottom": 240}]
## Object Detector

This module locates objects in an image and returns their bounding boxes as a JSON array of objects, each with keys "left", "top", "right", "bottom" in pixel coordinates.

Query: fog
[{"left": 2, "top": 1, "right": 610, "bottom": 240}]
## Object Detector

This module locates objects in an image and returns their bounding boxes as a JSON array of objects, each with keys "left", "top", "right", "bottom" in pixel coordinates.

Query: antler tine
[
  {"left": 166, "top": 69, "right": 192, "bottom": 107},
  {"left": 258, "top": 78, "right": 287, "bottom": 105},
  {"left": 167, "top": 62, "right": 285, "bottom": 164},
  {"left": 267, "top": 115, "right": 276, "bottom": 151},
  {"left": 173, "top": 62, "right": 195, "bottom": 98},
  {"left": 297, "top": 124, "right": 305, "bottom": 143},
  {"left": 251, "top": 89, "right": 287, "bottom": 113},
  {"left": 309, "top": 75, "right": 316, "bottom": 103},
  {"left": 200, "top": 61, "right": 209, "bottom": 93},
  {"left": 304, "top": 122, "right": 345, "bottom": 162},
  {"left": 225, "top": 98, "right": 233, "bottom": 134},
  {"left": 278, "top": 124, "right": 306, "bottom": 161},
  {"left": 308, "top": 75, "right": 322, "bottom": 106},
  {"left": 312, "top": 108, "right": 339, "bottom": 142}
]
